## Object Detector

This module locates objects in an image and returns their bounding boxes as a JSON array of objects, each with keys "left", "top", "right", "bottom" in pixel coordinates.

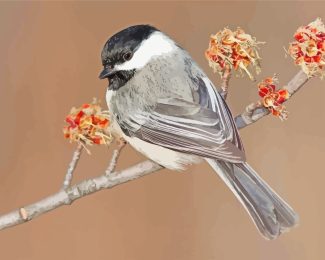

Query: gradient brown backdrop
[{"left": 0, "top": 1, "right": 324, "bottom": 260}]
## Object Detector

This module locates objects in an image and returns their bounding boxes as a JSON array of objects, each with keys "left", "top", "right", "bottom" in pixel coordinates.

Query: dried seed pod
[
  {"left": 63, "top": 99, "right": 112, "bottom": 148},
  {"left": 205, "top": 27, "right": 264, "bottom": 80},
  {"left": 287, "top": 18, "right": 325, "bottom": 79}
]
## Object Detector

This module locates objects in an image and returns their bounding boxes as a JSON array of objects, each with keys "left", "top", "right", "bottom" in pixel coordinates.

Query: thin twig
[
  {"left": 105, "top": 141, "right": 126, "bottom": 176},
  {"left": 62, "top": 143, "right": 83, "bottom": 190},
  {"left": 234, "top": 70, "right": 309, "bottom": 129},
  {"left": 221, "top": 66, "right": 232, "bottom": 99},
  {"left": 284, "top": 69, "right": 310, "bottom": 96}
]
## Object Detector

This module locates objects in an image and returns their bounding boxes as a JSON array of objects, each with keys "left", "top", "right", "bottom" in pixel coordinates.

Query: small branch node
[{"left": 19, "top": 208, "right": 28, "bottom": 221}]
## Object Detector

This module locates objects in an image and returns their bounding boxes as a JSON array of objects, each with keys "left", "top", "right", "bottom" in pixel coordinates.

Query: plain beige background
[{"left": 0, "top": 1, "right": 324, "bottom": 260}]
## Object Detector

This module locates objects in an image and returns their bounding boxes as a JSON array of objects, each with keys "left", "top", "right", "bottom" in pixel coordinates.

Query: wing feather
[{"left": 120, "top": 75, "right": 245, "bottom": 163}]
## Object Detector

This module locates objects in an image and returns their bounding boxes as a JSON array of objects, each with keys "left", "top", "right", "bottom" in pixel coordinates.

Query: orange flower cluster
[
  {"left": 258, "top": 77, "right": 290, "bottom": 120},
  {"left": 287, "top": 18, "right": 325, "bottom": 78},
  {"left": 63, "top": 101, "right": 111, "bottom": 147},
  {"left": 205, "top": 27, "right": 263, "bottom": 80}
]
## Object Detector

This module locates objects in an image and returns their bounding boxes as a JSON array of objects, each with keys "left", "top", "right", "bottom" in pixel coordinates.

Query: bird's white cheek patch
[{"left": 115, "top": 32, "right": 176, "bottom": 71}]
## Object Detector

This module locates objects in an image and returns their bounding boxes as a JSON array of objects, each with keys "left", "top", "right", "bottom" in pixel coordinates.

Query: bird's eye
[
  {"left": 123, "top": 52, "right": 133, "bottom": 61},
  {"left": 106, "top": 64, "right": 113, "bottom": 69},
  {"left": 103, "top": 59, "right": 111, "bottom": 66}
]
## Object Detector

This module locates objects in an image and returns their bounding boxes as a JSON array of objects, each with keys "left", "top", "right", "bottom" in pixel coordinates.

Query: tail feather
[{"left": 206, "top": 159, "right": 299, "bottom": 240}]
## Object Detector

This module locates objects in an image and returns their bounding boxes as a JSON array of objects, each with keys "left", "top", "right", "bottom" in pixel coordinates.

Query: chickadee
[{"left": 99, "top": 25, "right": 298, "bottom": 239}]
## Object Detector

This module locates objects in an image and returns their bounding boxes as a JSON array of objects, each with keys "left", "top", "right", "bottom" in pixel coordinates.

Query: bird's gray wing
[{"left": 122, "top": 75, "right": 245, "bottom": 163}]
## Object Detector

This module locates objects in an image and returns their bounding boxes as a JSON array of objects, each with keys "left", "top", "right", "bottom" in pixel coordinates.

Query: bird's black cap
[{"left": 101, "top": 24, "right": 158, "bottom": 65}]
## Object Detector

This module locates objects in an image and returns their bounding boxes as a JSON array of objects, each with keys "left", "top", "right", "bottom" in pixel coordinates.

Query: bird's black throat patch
[{"left": 108, "top": 69, "right": 136, "bottom": 91}]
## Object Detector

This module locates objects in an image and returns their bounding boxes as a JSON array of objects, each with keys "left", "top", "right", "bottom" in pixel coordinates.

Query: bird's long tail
[{"left": 206, "top": 159, "right": 299, "bottom": 240}]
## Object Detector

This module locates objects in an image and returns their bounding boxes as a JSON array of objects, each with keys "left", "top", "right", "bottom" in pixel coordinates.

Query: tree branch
[
  {"left": 0, "top": 160, "right": 162, "bottom": 231},
  {"left": 0, "top": 69, "right": 310, "bottom": 232},
  {"left": 234, "top": 70, "right": 309, "bottom": 129}
]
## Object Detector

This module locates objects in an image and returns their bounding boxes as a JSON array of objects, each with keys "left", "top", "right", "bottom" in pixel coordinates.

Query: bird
[{"left": 99, "top": 24, "right": 299, "bottom": 240}]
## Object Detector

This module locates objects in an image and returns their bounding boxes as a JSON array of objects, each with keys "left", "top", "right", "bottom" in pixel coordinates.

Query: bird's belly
[{"left": 125, "top": 136, "right": 201, "bottom": 171}]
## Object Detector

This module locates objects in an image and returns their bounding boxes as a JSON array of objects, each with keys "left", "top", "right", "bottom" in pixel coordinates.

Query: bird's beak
[{"left": 98, "top": 67, "right": 115, "bottom": 80}]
